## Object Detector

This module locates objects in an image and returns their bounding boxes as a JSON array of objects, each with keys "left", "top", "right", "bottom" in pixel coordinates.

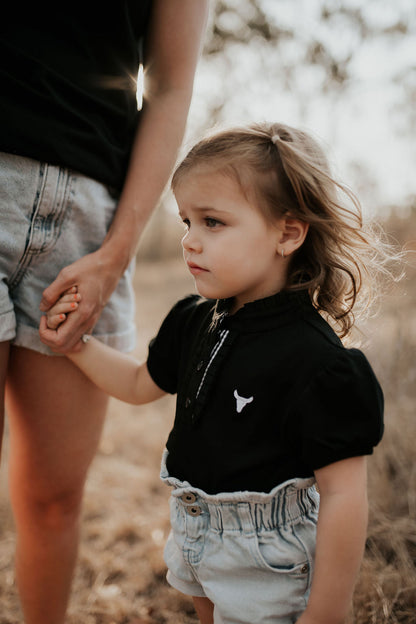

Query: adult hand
[{"left": 39, "top": 249, "right": 124, "bottom": 353}]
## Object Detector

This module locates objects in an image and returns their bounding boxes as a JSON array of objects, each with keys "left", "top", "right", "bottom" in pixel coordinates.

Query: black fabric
[
  {"left": 0, "top": 2, "right": 152, "bottom": 191},
  {"left": 147, "top": 291, "right": 384, "bottom": 495}
]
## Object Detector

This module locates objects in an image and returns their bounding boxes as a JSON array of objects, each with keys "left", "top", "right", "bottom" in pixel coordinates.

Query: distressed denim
[{"left": 0, "top": 152, "right": 136, "bottom": 354}]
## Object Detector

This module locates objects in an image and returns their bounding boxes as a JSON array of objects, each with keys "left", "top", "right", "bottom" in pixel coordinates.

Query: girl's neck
[
  {"left": 229, "top": 278, "right": 288, "bottom": 315},
  {"left": 229, "top": 288, "right": 284, "bottom": 315}
]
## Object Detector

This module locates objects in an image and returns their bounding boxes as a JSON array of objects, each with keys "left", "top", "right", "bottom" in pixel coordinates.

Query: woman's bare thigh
[
  {"left": 0, "top": 341, "right": 10, "bottom": 458},
  {"left": 5, "top": 346, "right": 108, "bottom": 500},
  {"left": 193, "top": 596, "right": 214, "bottom": 624}
]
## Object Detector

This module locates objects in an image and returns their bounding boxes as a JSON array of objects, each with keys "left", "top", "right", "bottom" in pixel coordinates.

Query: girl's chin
[
  {"left": 195, "top": 285, "right": 229, "bottom": 301},
  {"left": 193, "top": 277, "right": 238, "bottom": 302}
]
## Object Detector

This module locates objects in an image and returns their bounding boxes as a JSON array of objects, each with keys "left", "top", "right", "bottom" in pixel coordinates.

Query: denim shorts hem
[
  {"left": 0, "top": 309, "right": 16, "bottom": 343},
  {"left": 12, "top": 324, "right": 137, "bottom": 356},
  {"left": 166, "top": 570, "right": 206, "bottom": 598}
]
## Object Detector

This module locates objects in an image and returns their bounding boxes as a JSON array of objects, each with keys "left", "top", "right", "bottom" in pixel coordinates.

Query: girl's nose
[{"left": 182, "top": 229, "right": 202, "bottom": 253}]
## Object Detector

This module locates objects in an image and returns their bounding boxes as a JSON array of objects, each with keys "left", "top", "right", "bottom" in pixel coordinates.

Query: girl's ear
[{"left": 277, "top": 217, "right": 309, "bottom": 257}]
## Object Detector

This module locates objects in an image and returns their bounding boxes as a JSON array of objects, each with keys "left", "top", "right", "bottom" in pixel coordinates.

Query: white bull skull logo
[{"left": 234, "top": 390, "right": 254, "bottom": 413}]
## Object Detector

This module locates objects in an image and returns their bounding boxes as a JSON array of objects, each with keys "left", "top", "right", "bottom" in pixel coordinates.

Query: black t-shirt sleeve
[
  {"left": 146, "top": 294, "right": 201, "bottom": 395},
  {"left": 294, "top": 348, "right": 384, "bottom": 471}
]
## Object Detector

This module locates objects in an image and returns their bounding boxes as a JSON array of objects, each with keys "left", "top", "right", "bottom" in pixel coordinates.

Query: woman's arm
[
  {"left": 296, "top": 456, "right": 369, "bottom": 624},
  {"left": 39, "top": 0, "right": 209, "bottom": 352}
]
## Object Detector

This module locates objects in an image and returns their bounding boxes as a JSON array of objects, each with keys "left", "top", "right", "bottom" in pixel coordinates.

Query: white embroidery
[
  {"left": 196, "top": 329, "right": 229, "bottom": 399},
  {"left": 234, "top": 390, "right": 254, "bottom": 413}
]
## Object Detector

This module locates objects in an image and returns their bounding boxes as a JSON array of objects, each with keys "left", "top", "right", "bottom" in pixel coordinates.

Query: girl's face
[{"left": 175, "top": 169, "right": 287, "bottom": 312}]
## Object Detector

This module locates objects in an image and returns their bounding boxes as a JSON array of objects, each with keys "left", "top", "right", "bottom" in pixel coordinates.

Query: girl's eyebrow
[{"left": 181, "top": 205, "right": 230, "bottom": 215}]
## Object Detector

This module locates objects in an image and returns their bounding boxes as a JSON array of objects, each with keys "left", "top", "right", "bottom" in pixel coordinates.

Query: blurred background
[
  {"left": 1, "top": 1, "right": 415, "bottom": 623},
  {"left": 141, "top": 0, "right": 416, "bottom": 259}
]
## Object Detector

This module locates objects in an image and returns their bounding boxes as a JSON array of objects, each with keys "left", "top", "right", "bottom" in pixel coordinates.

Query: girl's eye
[
  {"left": 182, "top": 218, "right": 190, "bottom": 229},
  {"left": 205, "top": 217, "right": 221, "bottom": 228}
]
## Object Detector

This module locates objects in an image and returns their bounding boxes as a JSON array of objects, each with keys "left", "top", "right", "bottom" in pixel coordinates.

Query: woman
[{"left": 0, "top": 2, "right": 209, "bottom": 623}]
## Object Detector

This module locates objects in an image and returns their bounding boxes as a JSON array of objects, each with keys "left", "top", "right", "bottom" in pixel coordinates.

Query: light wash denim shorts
[
  {"left": 160, "top": 451, "right": 319, "bottom": 624},
  {"left": 0, "top": 152, "right": 136, "bottom": 355}
]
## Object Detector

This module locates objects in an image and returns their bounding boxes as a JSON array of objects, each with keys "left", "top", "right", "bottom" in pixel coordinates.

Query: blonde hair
[{"left": 172, "top": 122, "right": 399, "bottom": 338}]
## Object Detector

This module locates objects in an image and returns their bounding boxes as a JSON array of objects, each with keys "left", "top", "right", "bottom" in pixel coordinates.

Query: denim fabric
[
  {"left": 160, "top": 451, "right": 319, "bottom": 624},
  {"left": 0, "top": 152, "right": 136, "bottom": 354}
]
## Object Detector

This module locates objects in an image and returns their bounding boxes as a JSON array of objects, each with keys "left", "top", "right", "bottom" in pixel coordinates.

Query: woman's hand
[{"left": 39, "top": 249, "right": 124, "bottom": 352}]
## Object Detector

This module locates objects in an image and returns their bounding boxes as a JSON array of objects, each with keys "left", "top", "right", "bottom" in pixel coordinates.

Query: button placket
[{"left": 180, "top": 492, "right": 201, "bottom": 516}]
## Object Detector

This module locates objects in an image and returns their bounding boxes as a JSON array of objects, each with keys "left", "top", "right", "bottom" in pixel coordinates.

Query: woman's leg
[
  {"left": 6, "top": 346, "right": 109, "bottom": 624},
  {"left": 193, "top": 596, "right": 215, "bottom": 624}
]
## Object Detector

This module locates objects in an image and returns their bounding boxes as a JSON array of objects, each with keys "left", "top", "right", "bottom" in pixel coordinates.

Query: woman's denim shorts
[
  {"left": 0, "top": 152, "right": 136, "bottom": 355},
  {"left": 160, "top": 451, "right": 319, "bottom": 624}
]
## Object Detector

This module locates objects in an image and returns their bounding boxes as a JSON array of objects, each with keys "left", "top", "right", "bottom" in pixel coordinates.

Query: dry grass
[{"left": 0, "top": 211, "right": 415, "bottom": 623}]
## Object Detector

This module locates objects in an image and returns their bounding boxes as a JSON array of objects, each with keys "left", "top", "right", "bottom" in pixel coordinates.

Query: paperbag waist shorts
[
  {"left": 0, "top": 152, "right": 136, "bottom": 355},
  {"left": 160, "top": 451, "right": 319, "bottom": 624}
]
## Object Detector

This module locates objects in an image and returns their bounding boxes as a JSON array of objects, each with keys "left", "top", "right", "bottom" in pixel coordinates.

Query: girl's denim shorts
[
  {"left": 0, "top": 152, "right": 136, "bottom": 355},
  {"left": 160, "top": 451, "right": 319, "bottom": 624}
]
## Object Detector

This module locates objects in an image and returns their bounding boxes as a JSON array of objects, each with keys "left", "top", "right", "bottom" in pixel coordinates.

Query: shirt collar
[{"left": 214, "top": 289, "right": 313, "bottom": 332}]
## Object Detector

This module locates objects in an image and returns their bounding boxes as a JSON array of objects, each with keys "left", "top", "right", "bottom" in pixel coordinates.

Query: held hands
[
  {"left": 39, "top": 286, "right": 88, "bottom": 352},
  {"left": 38, "top": 250, "right": 123, "bottom": 352},
  {"left": 44, "top": 286, "right": 81, "bottom": 330},
  {"left": 41, "top": 287, "right": 166, "bottom": 406}
]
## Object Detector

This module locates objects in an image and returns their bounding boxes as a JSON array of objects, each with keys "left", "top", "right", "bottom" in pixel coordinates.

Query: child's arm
[
  {"left": 296, "top": 456, "right": 368, "bottom": 624},
  {"left": 67, "top": 338, "right": 166, "bottom": 405},
  {"left": 42, "top": 289, "right": 166, "bottom": 405}
]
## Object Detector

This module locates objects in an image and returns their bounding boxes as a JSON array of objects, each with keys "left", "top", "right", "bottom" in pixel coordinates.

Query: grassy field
[{"left": 0, "top": 210, "right": 415, "bottom": 623}]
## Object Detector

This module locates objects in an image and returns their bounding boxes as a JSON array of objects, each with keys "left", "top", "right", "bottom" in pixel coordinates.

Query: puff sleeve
[
  {"left": 146, "top": 294, "right": 203, "bottom": 394},
  {"left": 294, "top": 348, "right": 384, "bottom": 471}
]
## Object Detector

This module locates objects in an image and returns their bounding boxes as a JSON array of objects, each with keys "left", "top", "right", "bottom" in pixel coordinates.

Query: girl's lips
[{"left": 187, "top": 262, "right": 208, "bottom": 275}]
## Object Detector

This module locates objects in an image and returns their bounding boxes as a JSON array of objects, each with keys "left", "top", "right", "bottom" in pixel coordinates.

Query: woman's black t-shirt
[
  {"left": 0, "top": 2, "right": 152, "bottom": 191},
  {"left": 147, "top": 291, "right": 384, "bottom": 495}
]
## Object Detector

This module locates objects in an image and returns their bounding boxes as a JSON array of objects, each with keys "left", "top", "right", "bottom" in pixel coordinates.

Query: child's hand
[{"left": 45, "top": 286, "right": 81, "bottom": 330}]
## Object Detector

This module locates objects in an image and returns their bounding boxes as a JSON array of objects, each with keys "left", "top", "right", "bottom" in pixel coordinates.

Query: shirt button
[
  {"left": 187, "top": 505, "right": 202, "bottom": 517},
  {"left": 300, "top": 564, "right": 309, "bottom": 574},
  {"left": 185, "top": 397, "right": 191, "bottom": 408},
  {"left": 196, "top": 361, "right": 204, "bottom": 371}
]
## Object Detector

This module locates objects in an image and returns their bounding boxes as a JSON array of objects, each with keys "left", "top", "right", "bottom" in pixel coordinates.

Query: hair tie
[{"left": 271, "top": 134, "right": 280, "bottom": 146}]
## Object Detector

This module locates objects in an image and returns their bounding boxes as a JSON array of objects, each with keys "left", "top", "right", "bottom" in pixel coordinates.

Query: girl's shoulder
[
  {"left": 162, "top": 294, "right": 216, "bottom": 327},
  {"left": 150, "top": 294, "right": 217, "bottom": 354},
  {"left": 292, "top": 303, "right": 384, "bottom": 413},
  {"left": 292, "top": 339, "right": 384, "bottom": 471},
  {"left": 302, "top": 312, "right": 382, "bottom": 396},
  {"left": 312, "top": 345, "right": 382, "bottom": 396},
  {"left": 147, "top": 295, "right": 215, "bottom": 395}
]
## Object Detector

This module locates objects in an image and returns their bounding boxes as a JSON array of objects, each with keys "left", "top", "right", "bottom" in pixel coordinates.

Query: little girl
[{"left": 42, "top": 122, "right": 388, "bottom": 624}]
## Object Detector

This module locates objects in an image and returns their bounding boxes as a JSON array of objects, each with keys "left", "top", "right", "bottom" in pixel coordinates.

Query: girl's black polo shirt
[{"left": 147, "top": 290, "right": 383, "bottom": 495}]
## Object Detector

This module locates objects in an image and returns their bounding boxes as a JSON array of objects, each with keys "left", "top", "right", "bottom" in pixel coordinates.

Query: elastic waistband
[{"left": 160, "top": 450, "right": 319, "bottom": 531}]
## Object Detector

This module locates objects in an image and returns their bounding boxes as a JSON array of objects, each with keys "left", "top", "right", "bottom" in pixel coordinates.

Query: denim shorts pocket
[{"left": 253, "top": 527, "right": 310, "bottom": 575}]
